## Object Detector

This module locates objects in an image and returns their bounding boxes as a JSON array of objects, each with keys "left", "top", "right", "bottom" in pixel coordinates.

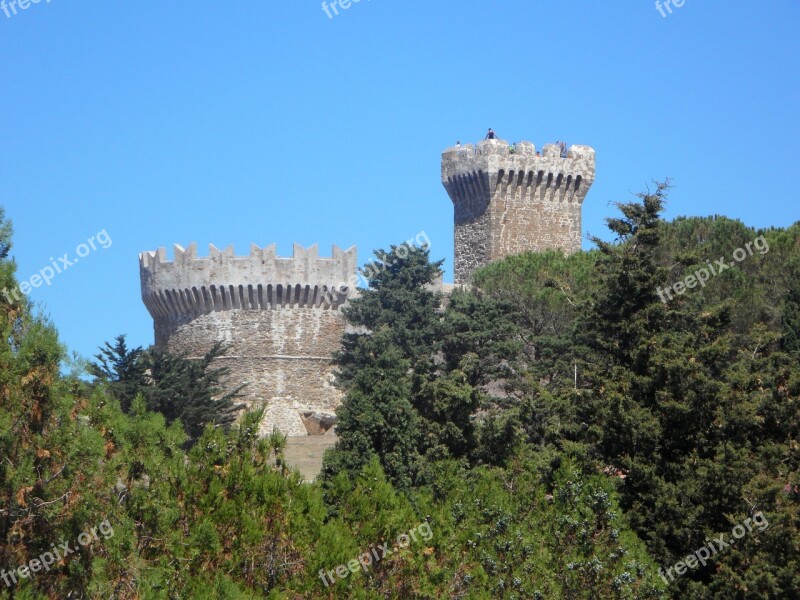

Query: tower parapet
[
  {"left": 140, "top": 243, "right": 356, "bottom": 328},
  {"left": 139, "top": 243, "right": 358, "bottom": 437},
  {"left": 442, "top": 138, "right": 596, "bottom": 284}
]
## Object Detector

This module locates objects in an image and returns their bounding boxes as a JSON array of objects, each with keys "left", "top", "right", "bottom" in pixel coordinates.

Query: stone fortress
[
  {"left": 139, "top": 243, "right": 357, "bottom": 437},
  {"left": 139, "top": 136, "right": 596, "bottom": 443}
]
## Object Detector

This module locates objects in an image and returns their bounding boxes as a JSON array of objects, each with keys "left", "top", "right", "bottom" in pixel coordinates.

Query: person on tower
[{"left": 485, "top": 128, "right": 497, "bottom": 140}]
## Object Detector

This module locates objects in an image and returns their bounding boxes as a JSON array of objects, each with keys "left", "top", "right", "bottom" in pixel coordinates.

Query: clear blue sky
[{"left": 2, "top": 0, "right": 798, "bottom": 361}]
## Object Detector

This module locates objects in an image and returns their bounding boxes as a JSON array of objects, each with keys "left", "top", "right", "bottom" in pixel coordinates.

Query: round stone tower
[
  {"left": 139, "top": 242, "right": 357, "bottom": 437},
  {"left": 441, "top": 138, "right": 596, "bottom": 284}
]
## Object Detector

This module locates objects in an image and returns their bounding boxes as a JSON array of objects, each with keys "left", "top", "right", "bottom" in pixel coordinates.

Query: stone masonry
[
  {"left": 138, "top": 135, "right": 594, "bottom": 444},
  {"left": 139, "top": 242, "right": 357, "bottom": 437},
  {"left": 441, "top": 139, "right": 596, "bottom": 284}
]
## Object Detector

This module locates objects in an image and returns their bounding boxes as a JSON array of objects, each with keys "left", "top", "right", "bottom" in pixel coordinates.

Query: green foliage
[
  {"left": 423, "top": 455, "right": 664, "bottom": 599},
  {"left": 323, "top": 244, "right": 443, "bottom": 490},
  {"left": 324, "top": 243, "right": 528, "bottom": 490},
  {"left": 90, "top": 337, "right": 245, "bottom": 442},
  {"left": 469, "top": 188, "right": 800, "bottom": 598},
  {"left": 2, "top": 199, "right": 799, "bottom": 598},
  {"left": 323, "top": 330, "right": 422, "bottom": 491},
  {"left": 143, "top": 343, "right": 245, "bottom": 440},
  {"left": 89, "top": 335, "right": 145, "bottom": 412}
]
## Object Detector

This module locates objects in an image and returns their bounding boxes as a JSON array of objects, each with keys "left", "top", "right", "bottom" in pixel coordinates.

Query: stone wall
[
  {"left": 453, "top": 192, "right": 492, "bottom": 286},
  {"left": 155, "top": 308, "right": 345, "bottom": 436}
]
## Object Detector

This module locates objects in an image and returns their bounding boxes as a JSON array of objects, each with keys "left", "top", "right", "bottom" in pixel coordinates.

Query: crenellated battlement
[
  {"left": 442, "top": 138, "right": 596, "bottom": 284},
  {"left": 442, "top": 139, "right": 596, "bottom": 207},
  {"left": 139, "top": 242, "right": 358, "bottom": 319}
]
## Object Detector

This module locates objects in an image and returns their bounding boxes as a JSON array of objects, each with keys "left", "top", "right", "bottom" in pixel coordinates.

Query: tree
[
  {"left": 145, "top": 343, "right": 245, "bottom": 441},
  {"left": 323, "top": 243, "right": 442, "bottom": 490},
  {"left": 91, "top": 339, "right": 245, "bottom": 442},
  {"left": 89, "top": 334, "right": 146, "bottom": 412},
  {"left": 0, "top": 210, "right": 114, "bottom": 597},
  {"left": 565, "top": 185, "right": 800, "bottom": 596}
]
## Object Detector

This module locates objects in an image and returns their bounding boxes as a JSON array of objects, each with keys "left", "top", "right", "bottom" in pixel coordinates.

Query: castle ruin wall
[{"left": 139, "top": 242, "right": 357, "bottom": 437}]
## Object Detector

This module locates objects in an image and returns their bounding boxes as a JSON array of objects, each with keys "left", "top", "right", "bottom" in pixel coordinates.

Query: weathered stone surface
[
  {"left": 300, "top": 411, "right": 337, "bottom": 435},
  {"left": 139, "top": 244, "right": 357, "bottom": 437},
  {"left": 442, "top": 139, "right": 596, "bottom": 284},
  {"left": 283, "top": 434, "right": 338, "bottom": 481}
]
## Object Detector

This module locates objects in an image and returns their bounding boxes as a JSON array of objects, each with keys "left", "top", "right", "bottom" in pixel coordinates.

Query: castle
[{"left": 139, "top": 137, "right": 596, "bottom": 438}]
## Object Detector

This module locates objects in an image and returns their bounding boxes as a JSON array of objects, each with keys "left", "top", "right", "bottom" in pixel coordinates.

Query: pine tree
[
  {"left": 323, "top": 243, "right": 442, "bottom": 490},
  {"left": 89, "top": 334, "right": 146, "bottom": 412},
  {"left": 91, "top": 339, "right": 245, "bottom": 442},
  {"left": 143, "top": 342, "right": 245, "bottom": 441}
]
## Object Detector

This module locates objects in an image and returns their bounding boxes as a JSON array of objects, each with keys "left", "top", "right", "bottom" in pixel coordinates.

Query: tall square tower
[{"left": 442, "top": 139, "right": 596, "bottom": 284}]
